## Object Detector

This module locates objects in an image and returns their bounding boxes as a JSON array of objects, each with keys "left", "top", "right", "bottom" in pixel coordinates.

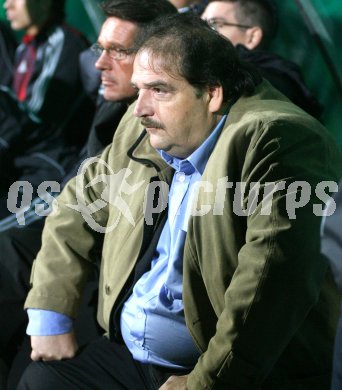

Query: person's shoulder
[
  {"left": 48, "top": 23, "right": 89, "bottom": 49},
  {"left": 228, "top": 80, "right": 298, "bottom": 124},
  {"left": 222, "top": 80, "right": 334, "bottom": 155},
  {"left": 61, "top": 24, "right": 87, "bottom": 39},
  {"left": 231, "top": 80, "right": 319, "bottom": 125},
  {"left": 236, "top": 44, "right": 323, "bottom": 119}
]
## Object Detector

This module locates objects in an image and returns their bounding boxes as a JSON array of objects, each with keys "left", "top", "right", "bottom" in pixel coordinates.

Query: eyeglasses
[
  {"left": 206, "top": 18, "right": 252, "bottom": 31},
  {"left": 91, "top": 43, "right": 135, "bottom": 61}
]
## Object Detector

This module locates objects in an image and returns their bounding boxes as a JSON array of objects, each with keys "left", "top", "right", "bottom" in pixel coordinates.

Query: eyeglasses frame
[
  {"left": 206, "top": 18, "right": 253, "bottom": 31},
  {"left": 91, "top": 42, "right": 135, "bottom": 61}
]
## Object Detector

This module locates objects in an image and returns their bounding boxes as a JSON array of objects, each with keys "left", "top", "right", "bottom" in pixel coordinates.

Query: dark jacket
[
  {"left": 321, "top": 182, "right": 342, "bottom": 291},
  {"left": 237, "top": 44, "right": 323, "bottom": 119},
  {"left": 0, "top": 21, "right": 17, "bottom": 86},
  {"left": 0, "top": 24, "right": 92, "bottom": 191}
]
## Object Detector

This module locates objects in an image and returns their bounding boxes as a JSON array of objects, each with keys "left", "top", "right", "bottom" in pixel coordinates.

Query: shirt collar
[
  {"left": 159, "top": 114, "right": 227, "bottom": 175},
  {"left": 22, "top": 34, "right": 36, "bottom": 45}
]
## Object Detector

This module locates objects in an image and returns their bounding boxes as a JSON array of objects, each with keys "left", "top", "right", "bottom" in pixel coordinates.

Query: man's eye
[
  {"left": 153, "top": 88, "right": 166, "bottom": 94},
  {"left": 108, "top": 48, "right": 120, "bottom": 55},
  {"left": 132, "top": 86, "right": 140, "bottom": 94}
]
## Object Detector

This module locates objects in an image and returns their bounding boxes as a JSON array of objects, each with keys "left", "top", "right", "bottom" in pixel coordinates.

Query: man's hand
[
  {"left": 159, "top": 375, "right": 188, "bottom": 390},
  {"left": 30, "top": 332, "right": 78, "bottom": 361}
]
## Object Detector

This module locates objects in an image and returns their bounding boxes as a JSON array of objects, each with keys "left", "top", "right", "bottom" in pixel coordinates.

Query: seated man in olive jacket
[{"left": 19, "top": 13, "right": 342, "bottom": 390}]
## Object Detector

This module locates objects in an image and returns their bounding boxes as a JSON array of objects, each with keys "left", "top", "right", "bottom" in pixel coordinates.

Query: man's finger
[{"left": 30, "top": 350, "right": 41, "bottom": 361}]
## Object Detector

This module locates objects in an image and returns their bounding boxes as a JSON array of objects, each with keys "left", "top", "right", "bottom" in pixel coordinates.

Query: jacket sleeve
[
  {"left": 0, "top": 87, "right": 42, "bottom": 152},
  {"left": 24, "top": 143, "right": 114, "bottom": 318},
  {"left": 186, "top": 119, "right": 342, "bottom": 389},
  {"left": 24, "top": 102, "right": 141, "bottom": 319}
]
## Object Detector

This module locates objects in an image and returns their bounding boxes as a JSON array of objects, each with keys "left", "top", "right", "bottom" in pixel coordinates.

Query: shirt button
[
  {"left": 137, "top": 312, "right": 143, "bottom": 319},
  {"left": 105, "top": 285, "right": 111, "bottom": 295},
  {"left": 177, "top": 173, "right": 185, "bottom": 182}
]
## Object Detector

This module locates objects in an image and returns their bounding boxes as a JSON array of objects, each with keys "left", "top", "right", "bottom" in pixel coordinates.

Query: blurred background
[
  {"left": 269, "top": 0, "right": 342, "bottom": 147},
  {"left": 0, "top": 0, "right": 341, "bottom": 146}
]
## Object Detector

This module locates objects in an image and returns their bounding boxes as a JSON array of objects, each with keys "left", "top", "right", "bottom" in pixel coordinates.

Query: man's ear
[
  {"left": 244, "top": 26, "right": 263, "bottom": 50},
  {"left": 208, "top": 85, "right": 224, "bottom": 113}
]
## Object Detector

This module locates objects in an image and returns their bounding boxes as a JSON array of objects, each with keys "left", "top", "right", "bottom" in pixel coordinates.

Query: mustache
[{"left": 141, "top": 118, "right": 165, "bottom": 129}]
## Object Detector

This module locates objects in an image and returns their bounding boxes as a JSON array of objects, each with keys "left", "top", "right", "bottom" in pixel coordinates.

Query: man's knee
[{"left": 17, "top": 361, "right": 66, "bottom": 390}]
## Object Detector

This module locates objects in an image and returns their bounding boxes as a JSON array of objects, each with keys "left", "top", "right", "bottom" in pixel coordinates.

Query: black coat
[{"left": 321, "top": 182, "right": 342, "bottom": 291}]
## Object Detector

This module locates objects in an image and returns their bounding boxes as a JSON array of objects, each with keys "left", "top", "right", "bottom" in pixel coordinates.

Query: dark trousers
[
  {"left": 17, "top": 337, "right": 190, "bottom": 390},
  {"left": 0, "top": 223, "right": 102, "bottom": 389},
  {"left": 331, "top": 312, "right": 342, "bottom": 390},
  {"left": 0, "top": 224, "right": 43, "bottom": 363}
]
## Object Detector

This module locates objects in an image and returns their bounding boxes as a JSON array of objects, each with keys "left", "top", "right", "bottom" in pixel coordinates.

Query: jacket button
[{"left": 105, "top": 285, "right": 111, "bottom": 295}]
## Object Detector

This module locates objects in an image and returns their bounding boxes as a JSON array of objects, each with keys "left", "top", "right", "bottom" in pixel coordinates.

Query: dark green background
[{"left": 1, "top": 0, "right": 341, "bottom": 146}]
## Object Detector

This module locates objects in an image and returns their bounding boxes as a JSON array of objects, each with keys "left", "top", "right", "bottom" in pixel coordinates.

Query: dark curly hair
[
  {"left": 134, "top": 12, "right": 261, "bottom": 103},
  {"left": 100, "top": 0, "right": 177, "bottom": 25}
]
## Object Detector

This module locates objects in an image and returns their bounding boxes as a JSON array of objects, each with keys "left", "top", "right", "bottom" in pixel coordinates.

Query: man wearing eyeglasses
[
  {"left": 201, "top": 0, "right": 276, "bottom": 49},
  {"left": 91, "top": 10, "right": 138, "bottom": 103},
  {"left": 201, "top": 0, "right": 323, "bottom": 118}
]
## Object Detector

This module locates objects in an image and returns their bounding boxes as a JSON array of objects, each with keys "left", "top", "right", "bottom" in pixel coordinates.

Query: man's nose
[
  {"left": 133, "top": 90, "right": 153, "bottom": 118},
  {"left": 95, "top": 51, "right": 111, "bottom": 71}
]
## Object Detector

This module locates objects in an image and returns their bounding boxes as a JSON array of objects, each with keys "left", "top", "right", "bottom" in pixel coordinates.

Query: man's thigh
[
  {"left": 332, "top": 313, "right": 342, "bottom": 390},
  {"left": 17, "top": 337, "right": 154, "bottom": 390},
  {"left": 0, "top": 225, "right": 43, "bottom": 357}
]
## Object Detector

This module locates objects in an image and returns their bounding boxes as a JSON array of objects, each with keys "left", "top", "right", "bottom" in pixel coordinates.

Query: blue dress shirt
[{"left": 120, "top": 115, "right": 227, "bottom": 368}]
